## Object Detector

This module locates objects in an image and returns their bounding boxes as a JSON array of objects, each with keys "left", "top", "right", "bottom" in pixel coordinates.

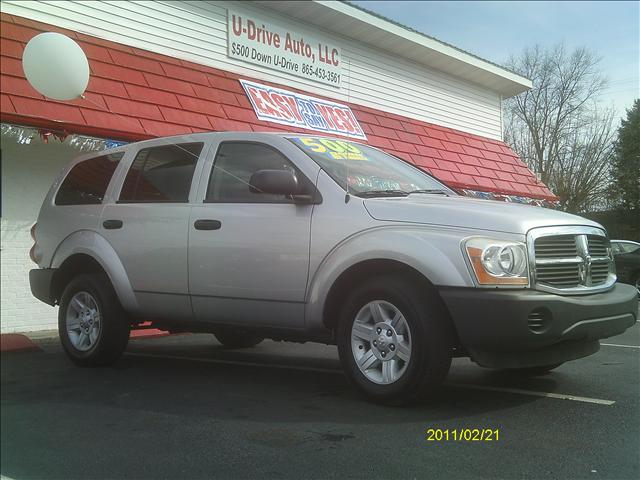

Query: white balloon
[{"left": 22, "top": 32, "right": 89, "bottom": 101}]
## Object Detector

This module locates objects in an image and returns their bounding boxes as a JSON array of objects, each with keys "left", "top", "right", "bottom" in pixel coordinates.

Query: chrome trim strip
[{"left": 535, "top": 257, "right": 582, "bottom": 265}]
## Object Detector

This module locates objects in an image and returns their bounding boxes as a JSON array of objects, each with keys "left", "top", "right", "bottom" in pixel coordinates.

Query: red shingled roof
[{"left": 0, "top": 13, "right": 556, "bottom": 201}]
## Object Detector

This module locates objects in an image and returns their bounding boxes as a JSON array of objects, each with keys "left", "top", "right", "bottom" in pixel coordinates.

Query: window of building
[
  {"left": 55, "top": 152, "right": 124, "bottom": 205},
  {"left": 119, "top": 143, "right": 203, "bottom": 203},
  {"left": 206, "top": 142, "right": 306, "bottom": 203}
]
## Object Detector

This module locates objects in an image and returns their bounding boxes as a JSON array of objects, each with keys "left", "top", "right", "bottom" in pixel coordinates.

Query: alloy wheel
[
  {"left": 350, "top": 300, "right": 412, "bottom": 385},
  {"left": 66, "top": 291, "right": 101, "bottom": 352}
]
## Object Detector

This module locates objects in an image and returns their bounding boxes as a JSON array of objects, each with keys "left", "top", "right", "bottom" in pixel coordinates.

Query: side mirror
[{"left": 249, "top": 169, "right": 299, "bottom": 196}]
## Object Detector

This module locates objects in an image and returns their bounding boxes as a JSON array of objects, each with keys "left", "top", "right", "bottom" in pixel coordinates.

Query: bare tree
[
  {"left": 503, "top": 44, "right": 614, "bottom": 213},
  {"left": 552, "top": 106, "right": 616, "bottom": 212}
]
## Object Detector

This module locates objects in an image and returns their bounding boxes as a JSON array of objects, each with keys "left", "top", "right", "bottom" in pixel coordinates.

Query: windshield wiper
[
  {"left": 406, "top": 189, "right": 450, "bottom": 196},
  {"left": 357, "top": 189, "right": 409, "bottom": 198},
  {"left": 357, "top": 189, "right": 451, "bottom": 198}
]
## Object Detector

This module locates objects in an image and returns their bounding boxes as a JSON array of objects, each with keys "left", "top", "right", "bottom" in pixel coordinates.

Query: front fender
[
  {"left": 305, "top": 226, "right": 476, "bottom": 331},
  {"left": 51, "top": 230, "right": 139, "bottom": 313}
]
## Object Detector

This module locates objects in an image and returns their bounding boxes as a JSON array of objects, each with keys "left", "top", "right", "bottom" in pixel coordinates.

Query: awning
[{"left": 0, "top": 12, "right": 557, "bottom": 203}]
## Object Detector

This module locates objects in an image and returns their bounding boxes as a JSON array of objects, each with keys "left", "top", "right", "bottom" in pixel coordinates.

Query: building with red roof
[{"left": 0, "top": 1, "right": 556, "bottom": 333}]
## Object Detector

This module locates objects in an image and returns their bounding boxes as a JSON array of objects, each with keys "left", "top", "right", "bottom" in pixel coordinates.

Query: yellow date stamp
[{"left": 425, "top": 428, "right": 499, "bottom": 442}]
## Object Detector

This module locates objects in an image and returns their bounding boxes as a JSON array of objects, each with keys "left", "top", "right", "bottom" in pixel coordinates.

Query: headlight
[{"left": 464, "top": 238, "right": 529, "bottom": 286}]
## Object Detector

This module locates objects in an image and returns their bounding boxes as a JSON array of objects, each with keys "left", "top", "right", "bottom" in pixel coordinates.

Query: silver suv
[{"left": 29, "top": 132, "right": 638, "bottom": 404}]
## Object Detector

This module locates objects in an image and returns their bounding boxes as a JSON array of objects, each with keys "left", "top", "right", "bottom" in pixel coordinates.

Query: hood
[{"left": 363, "top": 194, "right": 603, "bottom": 235}]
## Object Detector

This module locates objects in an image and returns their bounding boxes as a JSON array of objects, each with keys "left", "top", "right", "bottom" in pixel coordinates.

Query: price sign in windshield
[{"left": 294, "top": 137, "right": 369, "bottom": 161}]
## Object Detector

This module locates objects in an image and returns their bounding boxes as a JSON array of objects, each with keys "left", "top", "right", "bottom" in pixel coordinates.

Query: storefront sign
[
  {"left": 228, "top": 10, "right": 342, "bottom": 87},
  {"left": 240, "top": 80, "right": 366, "bottom": 140}
]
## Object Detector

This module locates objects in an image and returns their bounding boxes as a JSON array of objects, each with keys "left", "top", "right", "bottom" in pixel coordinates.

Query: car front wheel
[{"left": 337, "top": 275, "right": 453, "bottom": 405}]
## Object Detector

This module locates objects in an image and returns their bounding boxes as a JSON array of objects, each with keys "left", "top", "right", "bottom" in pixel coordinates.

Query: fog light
[{"left": 528, "top": 308, "right": 551, "bottom": 334}]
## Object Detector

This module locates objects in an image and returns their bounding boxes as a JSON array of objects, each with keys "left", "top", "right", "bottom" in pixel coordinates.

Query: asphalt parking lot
[{"left": 1, "top": 323, "right": 639, "bottom": 480}]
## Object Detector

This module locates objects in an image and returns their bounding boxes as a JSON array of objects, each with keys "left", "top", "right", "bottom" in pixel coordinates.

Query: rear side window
[
  {"left": 55, "top": 152, "right": 124, "bottom": 205},
  {"left": 119, "top": 143, "right": 203, "bottom": 203}
]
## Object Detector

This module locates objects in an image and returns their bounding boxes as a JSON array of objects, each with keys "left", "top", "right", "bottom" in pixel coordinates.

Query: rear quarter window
[{"left": 55, "top": 152, "right": 124, "bottom": 206}]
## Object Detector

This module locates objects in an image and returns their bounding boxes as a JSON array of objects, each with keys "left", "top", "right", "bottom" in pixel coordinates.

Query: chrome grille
[
  {"left": 536, "top": 263, "right": 581, "bottom": 288},
  {"left": 535, "top": 235, "right": 578, "bottom": 259},
  {"left": 529, "top": 227, "right": 615, "bottom": 294},
  {"left": 591, "top": 262, "right": 610, "bottom": 284},
  {"left": 587, "top": 235, "right": 608, "bottom": 257}
]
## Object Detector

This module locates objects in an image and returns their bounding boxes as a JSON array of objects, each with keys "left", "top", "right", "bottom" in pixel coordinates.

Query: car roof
[{"left": 95, "top": 131, "right": 371, "bottom": 157}]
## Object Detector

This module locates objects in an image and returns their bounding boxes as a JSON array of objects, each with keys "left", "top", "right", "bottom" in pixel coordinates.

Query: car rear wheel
[
  {"left": 58, "top": 274, "right": 130, "bottom": 366},
  {"left": 214, "top": 331, "right": 264, "bottom": 348},
  {"left": 337, "top": 275, "right": 453, "bottom": 405}
]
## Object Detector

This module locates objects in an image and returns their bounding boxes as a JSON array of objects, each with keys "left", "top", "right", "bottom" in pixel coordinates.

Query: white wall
[
  {"left": 1, "top": 135, "right": 75, "bottom": 333},
  {"left": 1, "top": 0, "right": 503, "bottom": 139}
]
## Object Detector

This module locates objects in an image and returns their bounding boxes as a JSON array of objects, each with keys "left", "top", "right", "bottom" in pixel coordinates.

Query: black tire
[
  {"left": 503, "top": 363, "right": 563, "bottom": 376},
  {"left": 58, "top": 273, "right": 130, "bottom": 366},
  {"left": 214, "top": 331, "right": 264, "bottom": 349},
  {"left": 336, "top": 275, "right": 454, "bottom": 405}
]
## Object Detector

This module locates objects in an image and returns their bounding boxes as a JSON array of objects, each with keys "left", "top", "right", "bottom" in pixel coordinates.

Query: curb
[
  {"left": 1, "top": 325, "right": 176, "bottom": 353},
  {"left": 0, "top": 334, "right": 43, "bottom": 353},
  {"left": 130, "top": 328, "right": 171, "bottom": 339}
]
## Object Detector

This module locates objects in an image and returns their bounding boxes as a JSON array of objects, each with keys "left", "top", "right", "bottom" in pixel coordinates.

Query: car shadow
[{"left": 0, "top": 339, "right": 549, "bottom": 426}]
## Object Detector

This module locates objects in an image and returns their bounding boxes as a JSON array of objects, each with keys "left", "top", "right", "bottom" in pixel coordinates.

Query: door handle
[
  {"left": 103, "top": 219, "right": 123, "bottom": 229},
  {"left": 194, "top": 219, "right": 222, "bottom": 231}
]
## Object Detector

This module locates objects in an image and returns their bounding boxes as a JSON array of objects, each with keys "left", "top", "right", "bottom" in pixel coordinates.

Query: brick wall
[{"left": 1, "top": 135, "right": 75, "bottom": 333}]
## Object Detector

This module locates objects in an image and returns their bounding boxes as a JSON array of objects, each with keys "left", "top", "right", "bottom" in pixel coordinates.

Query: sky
[{"left": 352, "top": 1, "right": 639, "bottom": 121}]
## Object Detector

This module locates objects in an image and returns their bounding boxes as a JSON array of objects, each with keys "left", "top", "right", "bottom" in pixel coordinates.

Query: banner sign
[
  {"left": 228, "top": 9, "right": 342, "bottom": 87},
  {"left": 240, "top": 80, "right": 367, "bottom": 140}
]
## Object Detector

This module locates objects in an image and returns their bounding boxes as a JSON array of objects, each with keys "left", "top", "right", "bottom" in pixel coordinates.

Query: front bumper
[
  {"left": 29, "top": 268, "right": 57, "bottom": 306},
  {"left": 439, "top": 283, "right": 638, "bottom": 368}
]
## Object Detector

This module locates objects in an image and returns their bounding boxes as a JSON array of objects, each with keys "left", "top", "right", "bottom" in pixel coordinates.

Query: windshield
[{"left": 287, "top": 136, "right": 454, "bottom": 197}]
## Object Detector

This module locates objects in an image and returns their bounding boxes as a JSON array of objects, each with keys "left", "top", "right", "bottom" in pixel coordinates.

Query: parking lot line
[
  {"left": 126, "top": 352, "right": 616, "bottom": 405},
  {"left": 446, "top": 383, "right": 615, "bottom": 405},
  {"left": 600, "top": 343, "right": 640, "bottom": 349}
]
